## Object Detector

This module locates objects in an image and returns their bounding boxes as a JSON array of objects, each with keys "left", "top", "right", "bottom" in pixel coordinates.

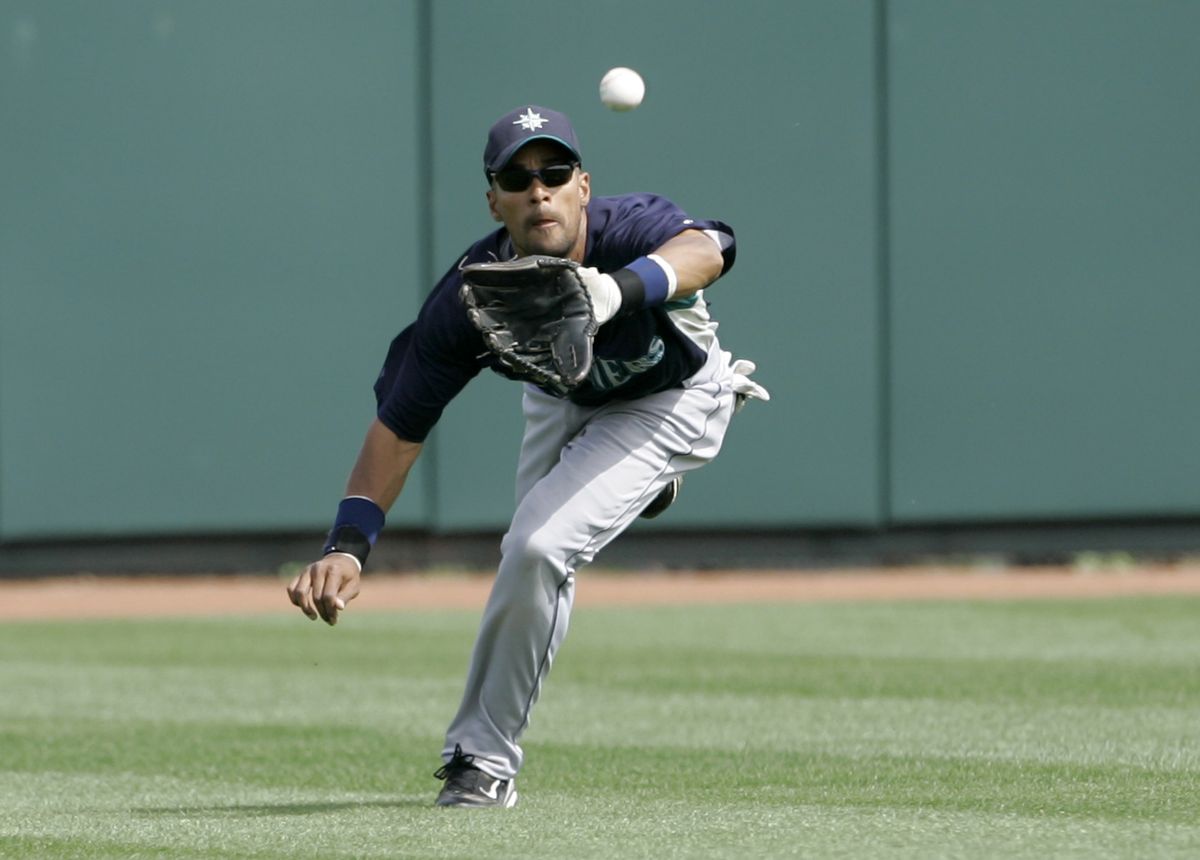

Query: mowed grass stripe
[
  {"left": 3, "top": 721, "right": 1195, "bottom": 822},
  {"left": 2, "top": 595, "right": 1198, "bottom": 858},
  {"left": 3, "top": 772, "right": 1199, "bottom": 860}
]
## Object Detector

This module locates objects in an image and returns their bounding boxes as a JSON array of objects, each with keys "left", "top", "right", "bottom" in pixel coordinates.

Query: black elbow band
[
  {"left": 323, "top": 524, "right": 372, "bottom": 567},
  {"left": 611, "top": 267, "right": 647, "bottom": 313}
]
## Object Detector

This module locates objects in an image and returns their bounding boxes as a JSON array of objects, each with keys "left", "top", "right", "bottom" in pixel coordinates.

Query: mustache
[{"left": 526, "top": 210, "right": 559, "bottom": 227}]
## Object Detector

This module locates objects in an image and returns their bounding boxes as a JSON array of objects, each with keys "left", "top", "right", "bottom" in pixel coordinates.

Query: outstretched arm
[
  {"left": 286, "top": 419, "right": 422, "bottom": 625},
  {"left": 647, "top": 228, "right": 726, "bottom": 300},
  {"left": 343, "top": 418, "right": 423, "bottom": 510},
  {"left": 578, "top": 228, "right": 726, "bottom": 322}
]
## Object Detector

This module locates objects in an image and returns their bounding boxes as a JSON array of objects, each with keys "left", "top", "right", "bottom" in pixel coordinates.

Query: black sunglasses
[{"left": 490, "top": 162, "right": 578, "bottom": 193}]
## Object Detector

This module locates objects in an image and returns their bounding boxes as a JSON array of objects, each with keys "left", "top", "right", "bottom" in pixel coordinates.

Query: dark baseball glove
[{"left": 460, "top": 256, "right": 597, "bottom": 394}]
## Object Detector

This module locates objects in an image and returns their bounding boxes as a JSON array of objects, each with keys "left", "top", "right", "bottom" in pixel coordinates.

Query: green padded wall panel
[
  {"left": 887, "top": 0, "right": 1200, "bottom": 521},
  {"left": 426, "top": 0, "right": 883, "bottom": 530},
  {"left": 0, "top": 0, "right": 427, "bottom": 538}
]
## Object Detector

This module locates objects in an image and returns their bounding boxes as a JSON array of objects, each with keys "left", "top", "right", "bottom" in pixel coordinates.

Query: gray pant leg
[
  {"left": 442, "top": 348, "right": 733, "bottom": 779},
  {"left": 441, "top": 512, "right": 577, "bottom": 779}
]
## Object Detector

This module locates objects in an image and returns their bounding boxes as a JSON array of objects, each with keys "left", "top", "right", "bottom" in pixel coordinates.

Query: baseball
[{"left": 599, "top": 67, "right": 645, "bottom": 111}]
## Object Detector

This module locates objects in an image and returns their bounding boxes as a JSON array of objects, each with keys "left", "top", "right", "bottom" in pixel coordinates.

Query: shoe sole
[
  {"left": 639, "top": 476, "right": 681, "bottom": 520},
  {"left": 436, "top": 785, "right": 518, "bottom": 809}
]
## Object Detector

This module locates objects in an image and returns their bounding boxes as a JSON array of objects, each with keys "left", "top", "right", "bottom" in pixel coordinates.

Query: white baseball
[{"left": 599, "top": 67, "right": 645, "bottom": 111}]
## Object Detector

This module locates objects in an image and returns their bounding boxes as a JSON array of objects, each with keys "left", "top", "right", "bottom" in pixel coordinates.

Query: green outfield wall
[{"left": 2, "top": 0, "right": 1198, "bottom": 543}]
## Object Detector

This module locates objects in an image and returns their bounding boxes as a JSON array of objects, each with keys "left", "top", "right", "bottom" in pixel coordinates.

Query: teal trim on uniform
[{"left": 663, "top": 295, "right": 699, "bottom": 311}]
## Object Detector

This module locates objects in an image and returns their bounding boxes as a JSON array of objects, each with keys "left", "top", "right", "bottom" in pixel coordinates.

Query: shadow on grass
[{"left": 133, "top": 798, "right": 428, "bottom": 817}]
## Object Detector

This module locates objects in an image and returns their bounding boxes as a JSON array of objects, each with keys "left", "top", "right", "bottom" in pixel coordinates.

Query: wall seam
[
  {"left": 415, "top": 0, "right": 439, "bottom": 531},
  {"left": 874, "top": 0, "right": 894, "bottom": 527}
]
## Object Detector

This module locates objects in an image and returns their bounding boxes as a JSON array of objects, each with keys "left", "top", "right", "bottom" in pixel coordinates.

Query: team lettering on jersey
[{"left": 587, "top": 336, "right": 666, "bottom": 391}]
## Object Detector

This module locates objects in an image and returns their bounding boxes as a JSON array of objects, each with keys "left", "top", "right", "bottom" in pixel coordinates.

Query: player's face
[{"left": 487, "top": 141, "right": 590, "bottom": 261}]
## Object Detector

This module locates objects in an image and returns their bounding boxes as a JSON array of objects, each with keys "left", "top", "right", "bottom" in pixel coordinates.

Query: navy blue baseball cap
[{"left": 483, "top": 105, "right": 582, "bottom": 175}]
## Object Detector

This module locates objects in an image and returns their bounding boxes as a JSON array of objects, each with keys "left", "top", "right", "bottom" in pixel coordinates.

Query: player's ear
[
  {"left": 486, "top": 188, "right": 503, "bottom": 222},
  {"left": 578, "top": 170, "right": 590, "bottom": 206}
]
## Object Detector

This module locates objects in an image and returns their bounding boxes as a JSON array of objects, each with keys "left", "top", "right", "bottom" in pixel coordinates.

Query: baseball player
[{"left": 286, "top": 105, "right": 767, "bottom": 807}]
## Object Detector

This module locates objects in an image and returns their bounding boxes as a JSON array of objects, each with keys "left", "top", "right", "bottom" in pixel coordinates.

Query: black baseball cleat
[
  {"left": 434, "top": 745, "right": 518, "bottom": 808},
  {"left": 639, "top": 476, "right": 682, "bottom": 520}
]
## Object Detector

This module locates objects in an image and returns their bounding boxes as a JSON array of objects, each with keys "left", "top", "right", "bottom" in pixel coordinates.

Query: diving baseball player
[{"left": 286, "top": 105, "right": 767, "bottom": 807}]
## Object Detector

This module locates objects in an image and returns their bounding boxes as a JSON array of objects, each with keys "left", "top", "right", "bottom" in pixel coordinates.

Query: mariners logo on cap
[
  {"left": 513, "top": 108, "right": 548, "bottom": 131},
  {"left": 484, "top": 105, "right": 582, "bottom": 174}
]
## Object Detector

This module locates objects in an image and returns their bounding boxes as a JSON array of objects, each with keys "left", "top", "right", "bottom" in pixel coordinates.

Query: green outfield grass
[{"left": 1, "top": 589, "right": 1198, "bottom": 858}]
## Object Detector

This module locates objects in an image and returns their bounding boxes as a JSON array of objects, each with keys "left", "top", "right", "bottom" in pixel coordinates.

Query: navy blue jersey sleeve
[
  {"left": 585, "top": 194, "right": 736, "bottom": 275},
  {"left": 373, "top": 253, "right": 491, "bottom": 443}
]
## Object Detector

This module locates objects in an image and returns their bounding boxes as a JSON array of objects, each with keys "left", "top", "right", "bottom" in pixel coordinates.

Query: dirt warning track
[{"left": 6, "top": 565, "right": 1200, "bottom": 620}]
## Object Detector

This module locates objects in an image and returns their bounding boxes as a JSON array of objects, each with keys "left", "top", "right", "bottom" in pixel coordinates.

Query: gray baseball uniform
[{"left": 306, "top": 105, "right": 766, "bottom": 807}]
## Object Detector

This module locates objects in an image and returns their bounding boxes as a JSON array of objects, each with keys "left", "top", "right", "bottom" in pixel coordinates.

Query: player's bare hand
[{"left": 286, "top": 554, "right": 361, "bottom": 626}]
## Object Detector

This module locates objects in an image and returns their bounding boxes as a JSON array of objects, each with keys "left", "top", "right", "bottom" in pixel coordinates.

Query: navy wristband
[
  {"left": 611, "top": 255, "right": 672, "bottom": 312},
  {"left": 323, "top": 496, "right": 386, "bottom": 566}
]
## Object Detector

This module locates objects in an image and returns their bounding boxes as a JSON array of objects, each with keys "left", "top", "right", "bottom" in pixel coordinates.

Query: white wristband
[
  {"left": 323, "top": 551, "right": 363, "bottom": 573},
  {"left": 646, "top": 254, "right": 678, "bottom": 299}
]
